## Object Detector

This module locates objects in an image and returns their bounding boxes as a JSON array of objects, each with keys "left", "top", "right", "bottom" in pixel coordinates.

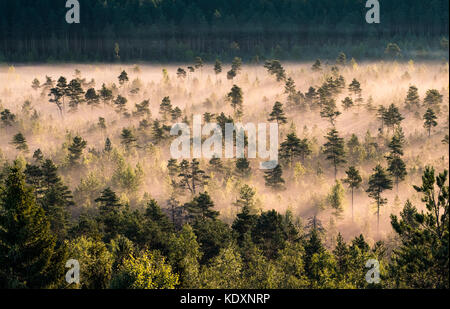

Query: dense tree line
[
  {"left": 0, "top": 0, "right": 448, "bottom": 62},
  {"left": 0, "top": 159, "right": 447, "bottom": 288}
]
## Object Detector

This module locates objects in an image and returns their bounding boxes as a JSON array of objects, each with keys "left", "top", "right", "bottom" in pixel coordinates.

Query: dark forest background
[{"left": 0, "top": 0, "right": 449, "bottom": 62}]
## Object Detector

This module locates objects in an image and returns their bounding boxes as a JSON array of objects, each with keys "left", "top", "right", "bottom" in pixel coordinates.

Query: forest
[
  {"left": 0, "top": 54, "right": 448, "bottom": 289},
  {"left": 0, "top": 0, "right": 448, "bottom": 62},
  {"left": 0, "top": 0, "right": 449, "bottom": 291}
]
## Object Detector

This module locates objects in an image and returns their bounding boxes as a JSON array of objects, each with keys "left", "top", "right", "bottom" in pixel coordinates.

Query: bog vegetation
[{"left": 0, "top": 55, "right": 448, "bottom": 288}]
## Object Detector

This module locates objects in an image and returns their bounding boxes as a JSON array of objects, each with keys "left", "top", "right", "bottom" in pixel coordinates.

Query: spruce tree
[
  {"left": 0, "top": 163, "right": 59, "bottom": 288},
  {"left": 95, "top": 187, "right": 122, "bottom": 215},
  {"left": 232, "top": 205, "right": 258, "bottom": 244}
]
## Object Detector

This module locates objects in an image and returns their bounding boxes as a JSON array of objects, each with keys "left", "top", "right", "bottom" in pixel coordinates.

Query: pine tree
[
  {"left": 33, "top": 148, "right": 44, "bottom": 163},
  {"left": 390, "top": 167, "right": 449, "bottom": 288},
  {"left": 133, "top": 100, "right": 150, "bottom": 118},
  {"left": 320, "top": 99, "right": 341, "bottom": 126},
  {"left": 99, "top": 84, "right": 113, "bottom": 106},
  {"left": 176, "top": 68, "right": 187, "bottom": 79},
  {"left": 423, "top": 89, "right": 443, "bottom": 114},
  {"left": 264, "top": 164, "right": 285, "bottom": 190},
  {"left": 323, "top": 128, "right": 346, "bottom": 180},
  {"left": 209, "top": 156, "right": 224, "bottom": 175},
  {"left": 0, "top": 163, "right": 59, "bottom": 288},
  {"left": 384, "top": 104, "right": 404, "bottom": 132},
  {"left": 214, "top": 59, "right": 222, "bottom": 76},
  {"left": 95, "top": 187, "right": 122, "bottom": 215},
  {"left": 118, "top": 70, "right": 129, "bottom": 86},
  {"left": 311, "top": 59, "right": 322, "bottom": 72},
  {"left": 343, "top": 166, "right": 362, "bottom": 221},
  {"left": 171, "top": 107, "right": 182, "bottom": 121},
  {"left": 342, "top": 97, "right": 353, "bottom": 110},
  {"left": 333, "top": 233, "right": 350, "bottom": 278},
  {"left": 232, "top": 205, "right": 258, "bottom": 243},
  {"left": 167, "top": 159, "right": 180, "bottom": 177},
  {"left": 0, "top": 109, "right": 16, "bottom": 130},
  {"left": 178, "top": 159, "right": 209, "bottom": 195},
  {"left": 327, "top": 181, "right": 345, "bottom": 219},
  {"left": 233, "top": 184, "right": 256, "bottom": 212},
  {"left": 423, "top": 108, "right": 438, "bottom": 137},
  {"left": 114, "top": 95, "right": 128, "bottom": 114},
  {"left": 336, "top": 52, "right": 347, "bottom": 66},
  {"left": 85, "top": 88, "right": 100, "bottom": 107},
  {"left": 231, "top": 57, "right": 243, "bottom": 75},
  {"left": 12, "top": 133, "right": 28, "bottom": 152},
  {"left": 235, "top": 158, "right": 251, "bottom": 178},
  {"left": 184, "top": 192, "right": 219, "bottom": 221},
  {"left": 386, "top": 129, "right": 407, "bottom": 192},
  {"left": 31, "top": 78, "right": 40, "bottom": 91},
  {"left": 264, "top": 60, "right": 286, "bottom": 81},
  {"left": 152, "top": 119, "right": 166, "bottom": 144},
  {"left": 159, "top": 96, "right": 173, "bottom": 121},
  {"left": 120, "top": 128, "right": 137, "bottom": 151},
  {"left": 67, "top": 136, "right": 87, "bottom": 165},
  {"left": 305, "top": 87, "right": 319, "bottom": 109},
  {"left": 279, "top": 133, "right": 311, "bottom": 166},
  {"left": 268, "top": 101, "right": 287, "bottom": 125},
  {"left": 36, "top": 159, "right": 74, "bottom": 240},
  {"left": 104, "top": 138, "right": 112, "bottom": 153},
  {"left": 67, "top": 78, "right": 85, "bottom": 111},
  {"left": 366, "top": 165, "right": 393, "bottom": 234},
  {"left": 404, "top": 85, "right": 420, "bottom": 110},
  {"left": 227, "top": 85, "right": 243, "bottom": 116},
  {"left": 194, "top": 57, "right": 203, "bottom": 71}
]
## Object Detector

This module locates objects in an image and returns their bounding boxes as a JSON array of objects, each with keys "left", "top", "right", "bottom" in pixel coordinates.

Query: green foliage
[
  {"left": 0, "top": 163, "right": 61, "bottom": 288},
  {"left": 111, "top": 250, "right": 179, "bottom": 289},
  {"left": 423, "top": 108, "right": 438, "bottom": 137},
  {"left": 264, "top": 164, "right": 285, "bottom": 190},
  {"left": 367, "top": 165, "right": 393, "bottom": 232},
  {"left": 268, "top": 101, "right": 287, "bottom": 125},
  {"left": 67, "top": 136, "right": 87, "bottom": 165},
  {"left": 389, "top": 167, "right": 449, "bottom": 288},
  {"left": 323, "top": 128, "right": 346, "bottom": 179}
]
